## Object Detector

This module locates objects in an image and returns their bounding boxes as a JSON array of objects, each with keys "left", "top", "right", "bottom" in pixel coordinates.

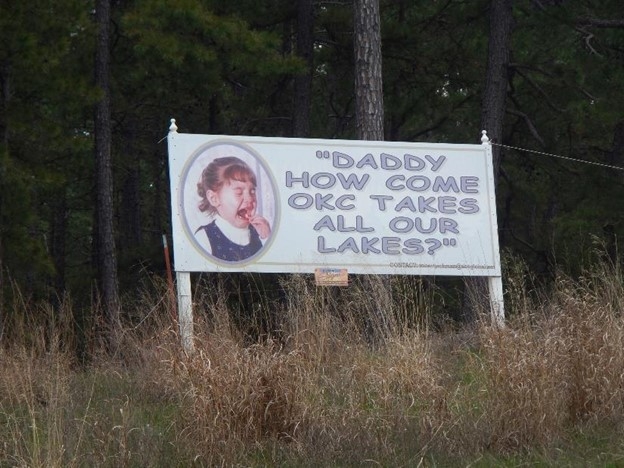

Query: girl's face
[{"left": 207, "top": 178, "right": 257, "bottom": 228}]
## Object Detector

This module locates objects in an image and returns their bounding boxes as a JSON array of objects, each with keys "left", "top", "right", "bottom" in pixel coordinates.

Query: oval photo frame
[{"left": 179, "top": 140, "right": 279, "bottom": 266}]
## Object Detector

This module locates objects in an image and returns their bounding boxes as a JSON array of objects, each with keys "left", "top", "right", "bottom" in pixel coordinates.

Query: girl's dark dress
[{"left": 198, "top": 220, "right": 262, "bottom": 261}]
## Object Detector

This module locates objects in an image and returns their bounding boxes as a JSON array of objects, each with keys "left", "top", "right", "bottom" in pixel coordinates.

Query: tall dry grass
[{"left": 2, "top": 261, "right": 624, "bottom": 465}]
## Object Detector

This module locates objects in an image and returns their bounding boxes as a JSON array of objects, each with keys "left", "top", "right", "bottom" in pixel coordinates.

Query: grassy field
[{"left": 2, "top": 260, "right": 624, "bottom": 467}]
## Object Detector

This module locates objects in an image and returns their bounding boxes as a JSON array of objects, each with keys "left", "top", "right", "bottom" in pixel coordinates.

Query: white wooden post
[
  {"left": 488, "top": 276, "right": 505, "bottom": 327},
  {"left": 176, "top": 271, "right": 194, "bottom": 352},
  {"left": 482, "top": 130, "right": 505, "bottom": 326},
  {"left": 168, "top": 119, "right": 195, "bottom": 352}
]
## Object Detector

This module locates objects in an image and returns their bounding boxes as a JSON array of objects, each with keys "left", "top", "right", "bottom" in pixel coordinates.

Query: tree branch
[
  {"left": 513, "top": 67, "right": 565, "bottom": 113},
  {"left": 510, "top": 63, "right": 598, "bottom": 102},
  {"left": 577, "top": 18, "right": 624, "bottom": 29},
  {"left": 507, "top": 108, "right": 546, "bottom": 147},
  {"left": 576, "top": 26, "right": 602, "bottom": 57}
]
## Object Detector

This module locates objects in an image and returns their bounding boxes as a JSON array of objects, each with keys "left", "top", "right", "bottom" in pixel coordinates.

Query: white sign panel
[{"left": 167, "top": 132, "right": 501, "bottom": 276}]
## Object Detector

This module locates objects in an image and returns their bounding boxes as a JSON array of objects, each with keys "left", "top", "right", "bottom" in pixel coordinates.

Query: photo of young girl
[
  {"left": 195, "top": 156, "right": 271, "bottom": 261},
  {"left": 179, "top": 141, "right": 277, "bottom": 265}
]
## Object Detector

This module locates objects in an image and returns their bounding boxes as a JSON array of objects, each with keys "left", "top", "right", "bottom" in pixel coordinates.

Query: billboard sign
[{"left": 167, "top": 131, "right": 501, "bottom": 276}]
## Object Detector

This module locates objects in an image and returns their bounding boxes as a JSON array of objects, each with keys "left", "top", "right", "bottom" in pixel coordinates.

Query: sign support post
[
  {"left": 481, "top": 130, "right": 505, "bottom": 326},
  {"left": 169, "top": 120, "right": 195, "bottom": 352},
  {"left": 176, "top": 271, "right": 194, "bottom": 353},
  {"left": 488, "top": 276, "right": 505, "bottom": 326}
]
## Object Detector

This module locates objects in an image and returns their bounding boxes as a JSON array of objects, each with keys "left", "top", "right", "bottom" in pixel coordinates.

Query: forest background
[
  {"left": 4, "top": 1, "right": 624, "bottom": 465},
  {"left": 1, "top": 0, "right": 624, "bottom": 337}
]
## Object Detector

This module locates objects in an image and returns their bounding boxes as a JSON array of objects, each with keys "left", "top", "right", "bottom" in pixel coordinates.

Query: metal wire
[{"left": 492, "top": 142, "right": 624, "bottom": 172}]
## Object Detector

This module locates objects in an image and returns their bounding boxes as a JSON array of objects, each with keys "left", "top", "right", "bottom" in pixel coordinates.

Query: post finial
[
  {"left": 169, "top": 118, "right": 178, "bottom": 133},
  {"left": 481, "top": 130, "right": 490, "bottom": 145}
]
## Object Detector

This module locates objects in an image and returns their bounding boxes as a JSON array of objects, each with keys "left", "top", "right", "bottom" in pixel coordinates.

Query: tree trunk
[
  {"left": 293, "top": 0, "right": 314, "bottom": 137},
  {"left": 464, "top": 0, "right": 514, "bottom": 323},
  {"left": 354, "top": 0, "right": 384, "bottom": 141},
  {"left": 94, "top": 0, "right": 120, "bottom": 347},
  {"left": 120, "top": 165, "right": 142, "bottom": 252},
  {"left": 354, "top": 0, "right": 389, "bottom": 344},
  {"left": 0, "top": 59, "right": 9, "bottom": 342},
  {"left": 120, "top": 122, "right": 142, "bottom": 255},
  {"left": 480, "top": 0, "right": 514, "bottom": 179},
  {"left": 604, "top": 120, "right": 624, "bottom": 265},
  {"left": 51, "top": 192, "right": 67, "bottom": 295}
]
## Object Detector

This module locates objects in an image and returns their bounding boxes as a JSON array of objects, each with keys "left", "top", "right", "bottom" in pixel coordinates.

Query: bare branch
[
  {"left": 510, "top": 63, "right": 598, "bottom": 102},
  {"left": 509, "top": 62, "right": 554, "bottom": 78},
  {"left": 573, "top": 17, "right": 624, "bottom": 56},
  {"left": 577, "top": 18, "right": 624, "bottom": 29},
  {"left": 507, "top": 108, "right": 546, "bottom": 148},
  {"left": 514, "top": 67, "right": 565, "bottom": 113},
  {"left": 576, "top": 26, "right": 603, "bottom": 57}
]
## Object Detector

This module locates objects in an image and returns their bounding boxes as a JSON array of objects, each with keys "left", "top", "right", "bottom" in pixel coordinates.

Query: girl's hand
[{"left": 250, "top": 215, "right": 271, "bottom": 239}]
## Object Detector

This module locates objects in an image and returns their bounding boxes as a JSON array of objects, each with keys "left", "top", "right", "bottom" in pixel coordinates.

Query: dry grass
[{"left": 2, "top": 262, "right": 624, "bottom": 465}]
